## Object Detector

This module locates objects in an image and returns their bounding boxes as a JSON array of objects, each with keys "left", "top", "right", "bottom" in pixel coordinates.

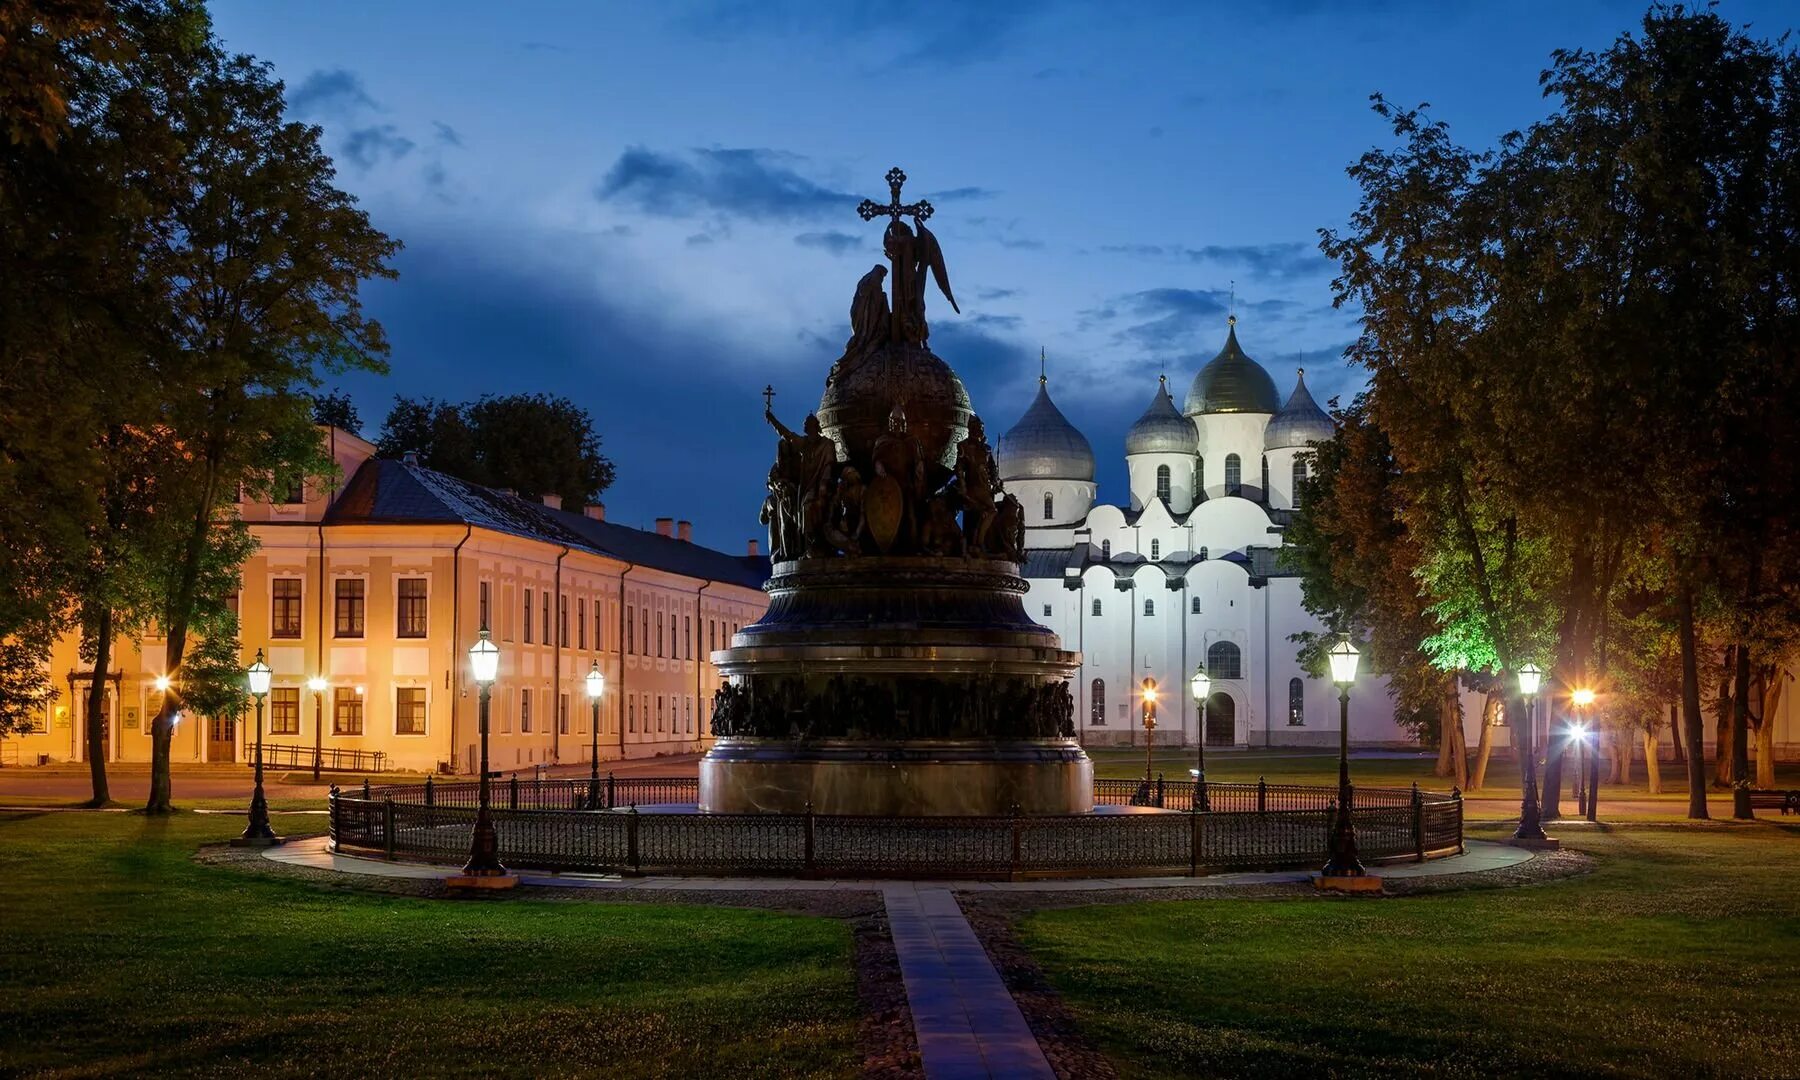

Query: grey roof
[
  {"left": 1183, "top": 318, "right": 1280, "bottom": 416},
  {"left": 326, "top": 459, "right": 769, "bottom": 590},
  {"left": 1264, "top": 370, "right": 1334, "bottom": 449},
  {"left": 997, "top": 377, "right": 1095, "bottom": 482},
  {"left": 1018, "top": 541, "right": 1299, "bottom": 583},
  {"left": 1125, "top": 376, "right": 1198, "bottom": 456}
]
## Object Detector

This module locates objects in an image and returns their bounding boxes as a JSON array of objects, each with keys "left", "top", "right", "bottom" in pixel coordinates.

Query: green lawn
[
  {"left": 0, "top": 812, "right": 859, "bottom": 1078},
  {"left": 1019, "top": 823, "right": 1800, "bottom": 1078}
]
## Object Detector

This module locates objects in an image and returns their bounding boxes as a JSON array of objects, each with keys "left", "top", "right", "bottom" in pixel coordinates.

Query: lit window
[
  {"left": 334, "top": 578, "right": 364, "bottom": 638},
  {"left": 524, "top": 591, "right": 533, "bottom": 644},
  {"left": 1288, "top": 677, "right": 1305, "bottom": 726},
  {"left": 559, "top": 693, "right": 569, "bottom": 735},
  {"left": 1090, "top": 679, "right": 1106, "bottom": 726},
  {"left": 396, "top": 688, "right": 426, "bottom": 735},
  {"left": 577, "top": 598, "right": 587, "bottom": 650},
  {"left": 270, "top": 688, "right": 300, "bottom": 736},
  {"left": 521, "top": 689, "right": 532, "bottom": 733},
  {"left": 1207, "top": 641, "right": 1243, "bottom": 679},
  {"left": 271, "top": 579, "right": 302, "bottom": 639},
  {"left": 541, "top": 589, "right": 550, "bottom": 644},
  {"left": 478, "top": 581, "right": 491, "bottom": 632},
  {"left": 396, "top": 578, "right": 428, "bottom": 638},
  {"left": 332, "top": 688, "right": 363, "bottom": 736}
]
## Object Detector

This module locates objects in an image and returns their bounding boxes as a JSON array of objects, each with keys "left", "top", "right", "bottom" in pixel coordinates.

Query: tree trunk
[
  {"left": 1435, "top": 705, "right": 1454, "bottom": 778},
  {"left": 1715, "top": 683, "right": 1733, "bottom": 788},
  {"left": 146, "top": 449, "right": 222, "bottom": 814},
  {"left": 1669, "top": 703, "right": 1685, "bottom": 764},
  {"left": 1613, "top": 727, "right": 1630, "bottom": 785},
  {"left": 1677, "top": 585, "right": 1709, "bottom": 819},
  {"left": 1446, "top": 687, "right": 1469, "bottom": 790},
  {"left": 1644, "top": 729, "right": 1662, "bottom": 794},
  {"left": 82, "top": 604, "right": 112, "bottom": 806},
  {"left": 1754, "top": 675, "right": 1782, "bottom": 789},
  {"left": 1732, "top": 641, "right": 1753, "bottom": 819},
  {"left": 1469, "top": 692, "right": 1498, "bottom": 791}
]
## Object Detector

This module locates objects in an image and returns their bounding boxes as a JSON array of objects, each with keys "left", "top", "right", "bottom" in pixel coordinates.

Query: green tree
[
  {"left": 377, "top": 393, "right": 617, "bottom": 509},
  {"left": 311, "top": 390, "right": 363, "bottom": 435}
]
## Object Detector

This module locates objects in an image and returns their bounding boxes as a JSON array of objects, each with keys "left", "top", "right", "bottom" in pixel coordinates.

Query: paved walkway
[{"left": 884, "top": 884, "right": 1054, "bottom": 1079}]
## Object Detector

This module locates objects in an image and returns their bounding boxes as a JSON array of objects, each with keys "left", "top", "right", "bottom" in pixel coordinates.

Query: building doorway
[
  {"left": 208, "top": 714, "right": 236, "bottom": 763},
  {"left": 1204, "top": 692, "right": 1235, "bottom": 747}
]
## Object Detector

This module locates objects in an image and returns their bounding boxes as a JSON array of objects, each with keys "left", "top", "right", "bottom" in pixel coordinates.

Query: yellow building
[{"left": 7, "top": 429, "right": 770, "bottom": 773}]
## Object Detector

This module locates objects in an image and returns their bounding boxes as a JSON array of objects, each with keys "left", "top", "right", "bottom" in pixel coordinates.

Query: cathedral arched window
[
  {"left": 1101, "top": 539, "right": 1111, "bottom": 560},
  {"left": 1091, "top": 598, "right": 1103, "bottom": 617},
  {"left": 1261, "top": 457, "right": 1270, "bottom": 499},
  {"left": 1293, "top": 457, "right": 1310, "bottom": 508},
  {"left": 1150, "top": 539, "right": 1160, "bottom": 560},
  {"left": 1190, "top": 595, "right": 1201, "bottom": 614},
  {"left": 1143, "top": 598, "right": 1155, "bottom": 617},
  {"left": 1207, "top": 641, "right": 1242, "bottom": 679},
  {"left": 1224, "top": 454, "right": 1242, "bottom": 495},
  {"left": 1090, "top": 679, "right": 1106, "bottom": 725},
  {"left": 1288, "top": 677, "right": 1305, "bottom": 726},
  {"left": 1155, "top": 464, "right": 1171, "bottom": 504},
  {"left": 1043, "top": 492, "right": 1054, "bottom": 520}
]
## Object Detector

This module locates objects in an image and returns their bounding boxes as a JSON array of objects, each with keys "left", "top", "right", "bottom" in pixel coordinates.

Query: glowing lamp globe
[
  {"left": 246, "top": 650, "right": 272, "bottom": 698},
  {"left": 585, "top": 662, "right": 605, "bottom": 700},
  {"left": 1517, "top": 662, "right": 1543, "bottom": 698},
  {"left": 1140, "top": 679, "right": 1158, "bottom": 704},
  {"left": 307, "top": 675, "right": 328, "bottom": 693},
  {"left": 468, "top": 630, "right": 500, "bottom": 686},
  {"left": 1189, "top": 668, "right": 1211, "bottom": 702},
  {"left": 1327, "top": 638, "right": 1360, "bottom": 687},
  {"left": 1571, "top": 687, "right": 1596, "bottom": 708},
  {"left": 153, "top": 675, "right": 171, "bottom": 693}
]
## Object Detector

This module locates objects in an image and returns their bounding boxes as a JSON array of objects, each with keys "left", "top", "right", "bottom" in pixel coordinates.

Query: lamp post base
[
  {"left": 446, "top": 872, "right": 518, "bottom": 890},
  {"left": 1313, "top": 872, "right": 1384, "bottom": 893},
  {"left": 229, "top": 834, "right": 286, "bottom": 848},
  {"left": 1506, "top": 836, "right": 1561, "bottom": 851}
]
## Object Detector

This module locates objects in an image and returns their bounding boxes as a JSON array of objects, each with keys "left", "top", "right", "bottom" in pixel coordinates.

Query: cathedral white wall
[
  {"left": 1007, "top": 478, "right": 1096, "bottom": 527},
  {"left": 1264, "top": 446, "right": 1309, "bottom": 511},
  {"left": 1193, "top": 412, "right": 1271, "bottom": 500},
  {"left": 1125, "top": 452, "right": 1197, "bottom": 513}
]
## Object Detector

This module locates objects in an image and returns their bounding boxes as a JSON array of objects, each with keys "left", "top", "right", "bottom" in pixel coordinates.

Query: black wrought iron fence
[
  {"left": 260, "top": 744, "right": 387, "bottom": 773},
  {"left": 329, "top": 778, "right": 1463, "bottom": 878}
]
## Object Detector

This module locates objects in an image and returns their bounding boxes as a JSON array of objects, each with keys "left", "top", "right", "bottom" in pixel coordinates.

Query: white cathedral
[{"left": 995, "top": 317, "right": 1411, "bottom": 750}]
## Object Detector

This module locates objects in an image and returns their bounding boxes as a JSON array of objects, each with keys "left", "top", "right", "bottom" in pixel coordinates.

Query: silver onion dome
[
  {"left": 998, "top": 375, "right": 1095, "bottom": 482},
  {"left": 1265, "top": 369, "right": 1335, "bottom": 449},
  {"left": 1183, "top": 316, "right": 1280, "bottom": 416},
  {"left": 1125, "top": 375, "right": 1197, "bottom": 455}
]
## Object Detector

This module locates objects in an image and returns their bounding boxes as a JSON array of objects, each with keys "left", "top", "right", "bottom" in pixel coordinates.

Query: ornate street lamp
[
  {"left": 1139, "top": 677, "right": 1158, "bottom": 783},
  {"left": 307, "top": 675, "right": 328, "bottom": 781},
  {"left": 1513, "top": 663, "right": 1548, "bottom": 841},
  {"left": 586, "top": 661, "right": 605, "bottom": 809},
  {"left": 455, "top": 628, "right": 512, "bottom": 886},
  {"left": 1189, "top": 667, "right": 1211, "bottom": 812},
  {"left": 234, "top": 650, "right": 280, "bottom": 846},
  {"left": 1320, "top": 637, "right": 1368, "bottom": 882}
]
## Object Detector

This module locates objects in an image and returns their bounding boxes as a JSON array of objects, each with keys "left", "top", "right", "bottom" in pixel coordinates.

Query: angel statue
[
  {"left": 884, "top": 218, "right": 958, "bottom": 346},
  {"left": 827, "top": 264, "right": 890, "bottom": 388}
]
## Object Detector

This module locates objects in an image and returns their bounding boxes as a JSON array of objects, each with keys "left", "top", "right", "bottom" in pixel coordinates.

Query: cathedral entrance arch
[{"left": 1204, "top": 692, "right": 1235, "bottom": 747}]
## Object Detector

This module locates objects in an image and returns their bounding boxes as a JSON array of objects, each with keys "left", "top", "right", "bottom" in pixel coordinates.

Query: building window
[
  {"left": 1090, "top": 679, "right": 1106, "bottom": 726},
  {"left": 523, "top": 590, "right": 534, "bottom": 644},
  {"left": 1191, "top": 595, "right": 1201, "bottom": 614},
  {"left": 641, "top": 610, "right": 649, "bottom": 655},
  {"left": 1199, "top": 546, "right": 1208, "bottom": 560},
  {"left": 1091, "top": 598, "right": 1103, "bottom": 617},
  {"left": 686, "top": 697, "right": 694, "bottom": 733},
  {"left": 1224, "top": 453, "right": 1242, "bottom": 495},
  {"left": 270, "top": 688, "right": 300, "bottom": 736},
  {"left": 1150, "top": 539, "right": 1161, "bottom": 560},
  {"left": 1207, "top": 641, "right": 1243, "bottom": 679},
  {"left": 541, "top": 589, "right": 550, "bottom": 645},
  {"left": 334, "top": 578, "right": 364, "bottom": 638},
  {"left": 396, "top": 578, "right": 428, "bottom": 638},
  {"left": 656, "top": 612, "right": 664, "bottom": 658},
  {"left": 656, "top": 695, "right": 665, "bottom": 732},
  {"left": 1043, "top": 492, "right": 1054, "bottom": 520},
  {"left": 1043, "top": 604, "right": 1053, "bottom": 617},
  {"left": 559, "top": 595, "right": 569, "bottom": 647},
  {"left": 1155, "top": 464, "right": 1171, "bottom": 504},
  {"left": 595, "top": 604, "right": 604, "bottom": 652},
  {"left": 479, "top": 581, "right": 492, "bottom": 632},
  {"left": 577, "top": 598, "right": 587, "bottom": 650},
  {"left": 1143, "top": 598, "right": 1155, "bottom": 616},
  {"left": 283, "top": 478, "right": 306, "bottom": 505},
  {"left": 1101, "top": 539, "right": 1111, "bottom": 560},
  {"left": 271, "top": 579, "right": 302, "bottom": 638},
  {"left": 684, "top": 615, "right": 692, "bottom": 659},
  {"left": 332, "top": 689, "right": 363, "bottom": 736},
  {"left": 521, "top": 689, "right": 533, "bottom": 733},
  {"left": 710, "top": 620, "right": 717, "bottom": 653},
  {"left": 1288, "top": 677, "right": 1305, "bottom": 726},
  {"left": 559, "top": 693, "right": 569, "bottom": 735},
  {"left": 1293, "top": 457, "right": 1310, "bottom": 507},
  {"left": 625, "top": 605, "right": 634, "bottom": 653},
  {"left": 396, "top": 688, "right": 426, "bottom": 735},
  {"left": 628, "top": 696, "right": 636, "bottom": 732}
]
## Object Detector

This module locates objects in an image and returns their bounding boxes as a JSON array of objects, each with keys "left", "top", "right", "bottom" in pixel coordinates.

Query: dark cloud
[
  {"left": 975, "top": 287, "right": 1018, "bottom": 301},
  {"left": 927, "top": 186, "right": 998, "bottom": 202},
  {"left": 966, "top": 313, "right": 1023, "bottom": 332},
  {"left": 432, "top": 121, "right": 462, "bottom": 146},
  {"left": 520, "top": 40, "right": 571, "bottom": 53},
  {"left": 674, "top": 1, "right": 1048, "bottom": 70},
  {"left": 287, "top": 68, "right": 376, "bottom": 118},
  {"left": 1100, "top": 240, "right": 1329, "bottom": 278},
  {"left": 596, "top": 147, "right": 859, "bottom": 222},
  {"left": 341, "top": 125, "right": 415, "bottom": 170},
  {"left": 794, "top": 230, "right": 863, "bottom": 255},
  {"left": 997, "top": 237, "right": 1045, "bottom": 250}
]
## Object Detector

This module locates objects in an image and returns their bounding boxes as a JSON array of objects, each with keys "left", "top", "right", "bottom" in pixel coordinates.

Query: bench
[{"left": 1747, "top": 789, "right": 1800, "bottom": 815}]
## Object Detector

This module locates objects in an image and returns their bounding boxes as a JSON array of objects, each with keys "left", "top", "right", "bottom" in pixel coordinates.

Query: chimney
[
  {"left": 401, "top": 450, "right": 420, "bottom": 465},
  {"left": 540, "top": 493, "right": 562, "bottom": 510},
  {"left": 677, "top": 520, "right": 692, "bottom": 542},
  {"left": 584, "top": 502, "right": 606, "bottom": 521},
  {"left": 654, "top": 517, "right": 673, "bottom": 537},
  {"left": 747, "top": 539, "right": 760, "bottom": 557}
]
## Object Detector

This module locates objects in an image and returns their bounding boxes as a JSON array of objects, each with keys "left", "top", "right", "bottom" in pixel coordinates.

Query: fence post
[
  {"left": 1189, "top": 795, "right": 1200, "bottom": 876},
  {"left": 362, "top": 777, "right": 371, "bottom": 801},
  {"left": 804, "top": 802, "right": 815, "bottom": 874},
  {"left": 509, "top": 774, "right": 519, "bottom": 811},
  {"left": 328, "top": 785, "right": 339, "bottom": 847},
  {"left": 606, "top": 771, "right": 615, "bottom": 810},
  {"left": 424, "top": 776, "right": 434, "bottom": 807},
  {"left": 1010, "top": 803, "right": 1022, "bottom": 879},
  {"left": 627, "top": 804, "right": 640, "bottom": 873},
  {"left": 382, "top": 797, "right": 395, "bottom": 861},
  {"left": 1452, "top": 787, "right": 1465, "bottom": 854},
  {"left": 1257, "top": 776, "right": 1267, "bottom": 814},
  {"left": 1411, "top": 782, "right": 1424, "bottom": 862},
  {"left": 1155, "top": 773, "right": 1165, "bottom": 809}
]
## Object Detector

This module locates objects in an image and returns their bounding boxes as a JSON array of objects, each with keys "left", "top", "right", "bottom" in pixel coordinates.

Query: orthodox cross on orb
[
  {"left": 857, "top": 167, "right": 933, "bottom": 226},
  {"left": 762, "top": 384, "right": 776, "bottom": 412}
]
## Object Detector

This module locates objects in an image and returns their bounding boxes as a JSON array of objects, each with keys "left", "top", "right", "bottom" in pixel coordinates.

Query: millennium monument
[{"left": 702, "top": 168, "right": 1092, "bottom": 815}]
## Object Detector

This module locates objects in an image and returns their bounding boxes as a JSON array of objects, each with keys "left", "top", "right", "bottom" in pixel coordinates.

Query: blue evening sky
[{"left": 211, "top": 1, "right": 1792, "bottom": 548}]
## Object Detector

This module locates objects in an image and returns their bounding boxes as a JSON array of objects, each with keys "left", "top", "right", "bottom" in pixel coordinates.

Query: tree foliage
[{"left": 376, "top": 392, "right": 616, "bottom": 508}]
